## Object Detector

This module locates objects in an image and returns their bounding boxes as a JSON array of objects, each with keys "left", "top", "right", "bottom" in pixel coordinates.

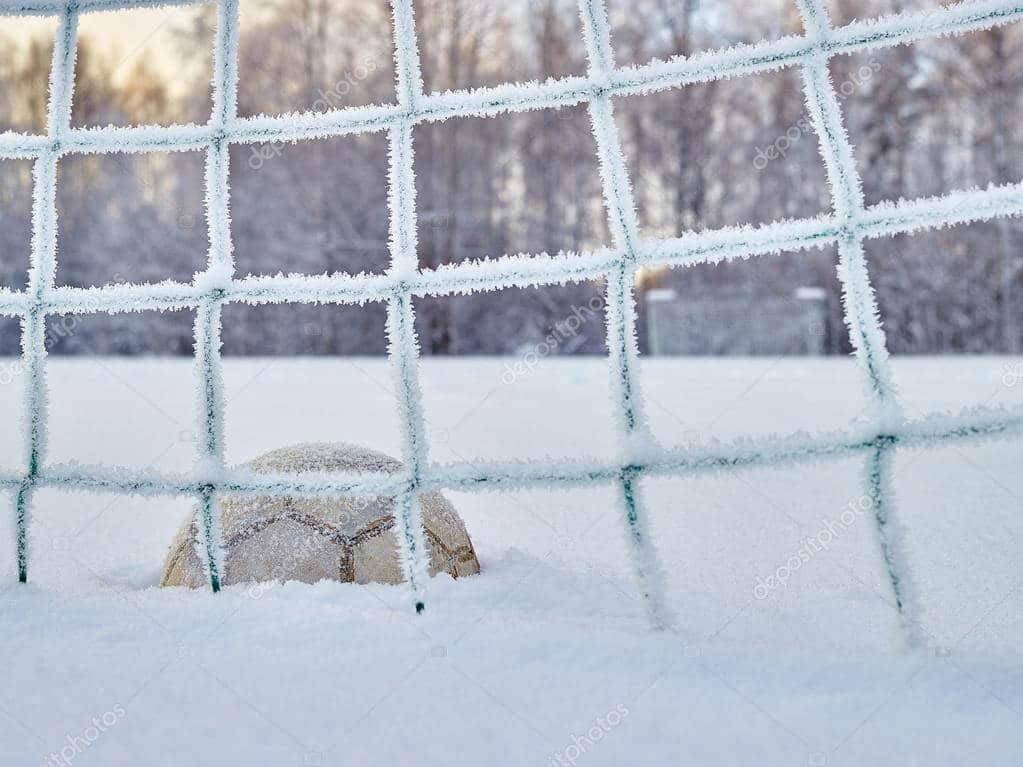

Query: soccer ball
[{"left": 160, "top": 442, "right": 480, "bottom": 589}]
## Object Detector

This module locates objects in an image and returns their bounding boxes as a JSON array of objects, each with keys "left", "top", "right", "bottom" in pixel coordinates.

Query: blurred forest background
[{"left": 0, "top": 0, "right": 1019, "bottom": 356}]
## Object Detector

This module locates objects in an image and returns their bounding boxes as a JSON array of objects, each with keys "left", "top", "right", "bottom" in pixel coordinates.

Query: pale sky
[{"left": 1, "top": 5, "right": 214, "bottom": 97}]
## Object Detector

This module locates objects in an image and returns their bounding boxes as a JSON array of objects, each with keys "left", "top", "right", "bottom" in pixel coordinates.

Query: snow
[
  {"left": 644, "top": 288, "right": 677, "bottom": 303},
  {"left": 2, "top": 0, "right": 1022, "bottom": 760},
  {"left": 793, "top": 286, "right": 827, "bottom": 301},
  {"left": 1, "top": 356, "right": 1022, "bottom": 765}
]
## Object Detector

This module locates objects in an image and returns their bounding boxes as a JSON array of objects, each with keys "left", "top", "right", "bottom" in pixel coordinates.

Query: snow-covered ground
[{"left": 2, "top": 356, "right": 1022, "bottom": 766}]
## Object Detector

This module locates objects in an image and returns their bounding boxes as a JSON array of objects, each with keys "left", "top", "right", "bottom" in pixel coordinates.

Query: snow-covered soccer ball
[{"left": 160, "top": 443, "right": 480, "bottom": 589}]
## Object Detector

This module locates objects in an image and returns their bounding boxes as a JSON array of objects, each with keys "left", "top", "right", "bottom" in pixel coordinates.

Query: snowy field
[{"left": 2, "top": 355, "right": 1022, "bottom": 766}]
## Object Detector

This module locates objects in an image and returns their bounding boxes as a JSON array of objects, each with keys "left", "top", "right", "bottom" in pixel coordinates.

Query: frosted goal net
[{"left": 1, "top": 0, "right": 1021, "bottom": 639}]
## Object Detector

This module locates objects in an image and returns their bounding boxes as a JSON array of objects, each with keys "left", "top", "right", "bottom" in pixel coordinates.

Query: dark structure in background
[
  {"left": 646, "top": 287, "right": 830, "bottom": 356},
  {"left": 0, "top": 0, "right": 1019, "bottom": 357}
]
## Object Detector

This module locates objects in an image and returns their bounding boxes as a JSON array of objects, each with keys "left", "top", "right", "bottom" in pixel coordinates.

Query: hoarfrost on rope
[{"left": 2, "top": 0, "right": 1022, "bottom": 638}]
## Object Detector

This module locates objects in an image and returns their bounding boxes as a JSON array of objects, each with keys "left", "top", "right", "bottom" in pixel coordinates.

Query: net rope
[{"left": 2, "top": 0, "right": 1022, "bottom": 640}]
